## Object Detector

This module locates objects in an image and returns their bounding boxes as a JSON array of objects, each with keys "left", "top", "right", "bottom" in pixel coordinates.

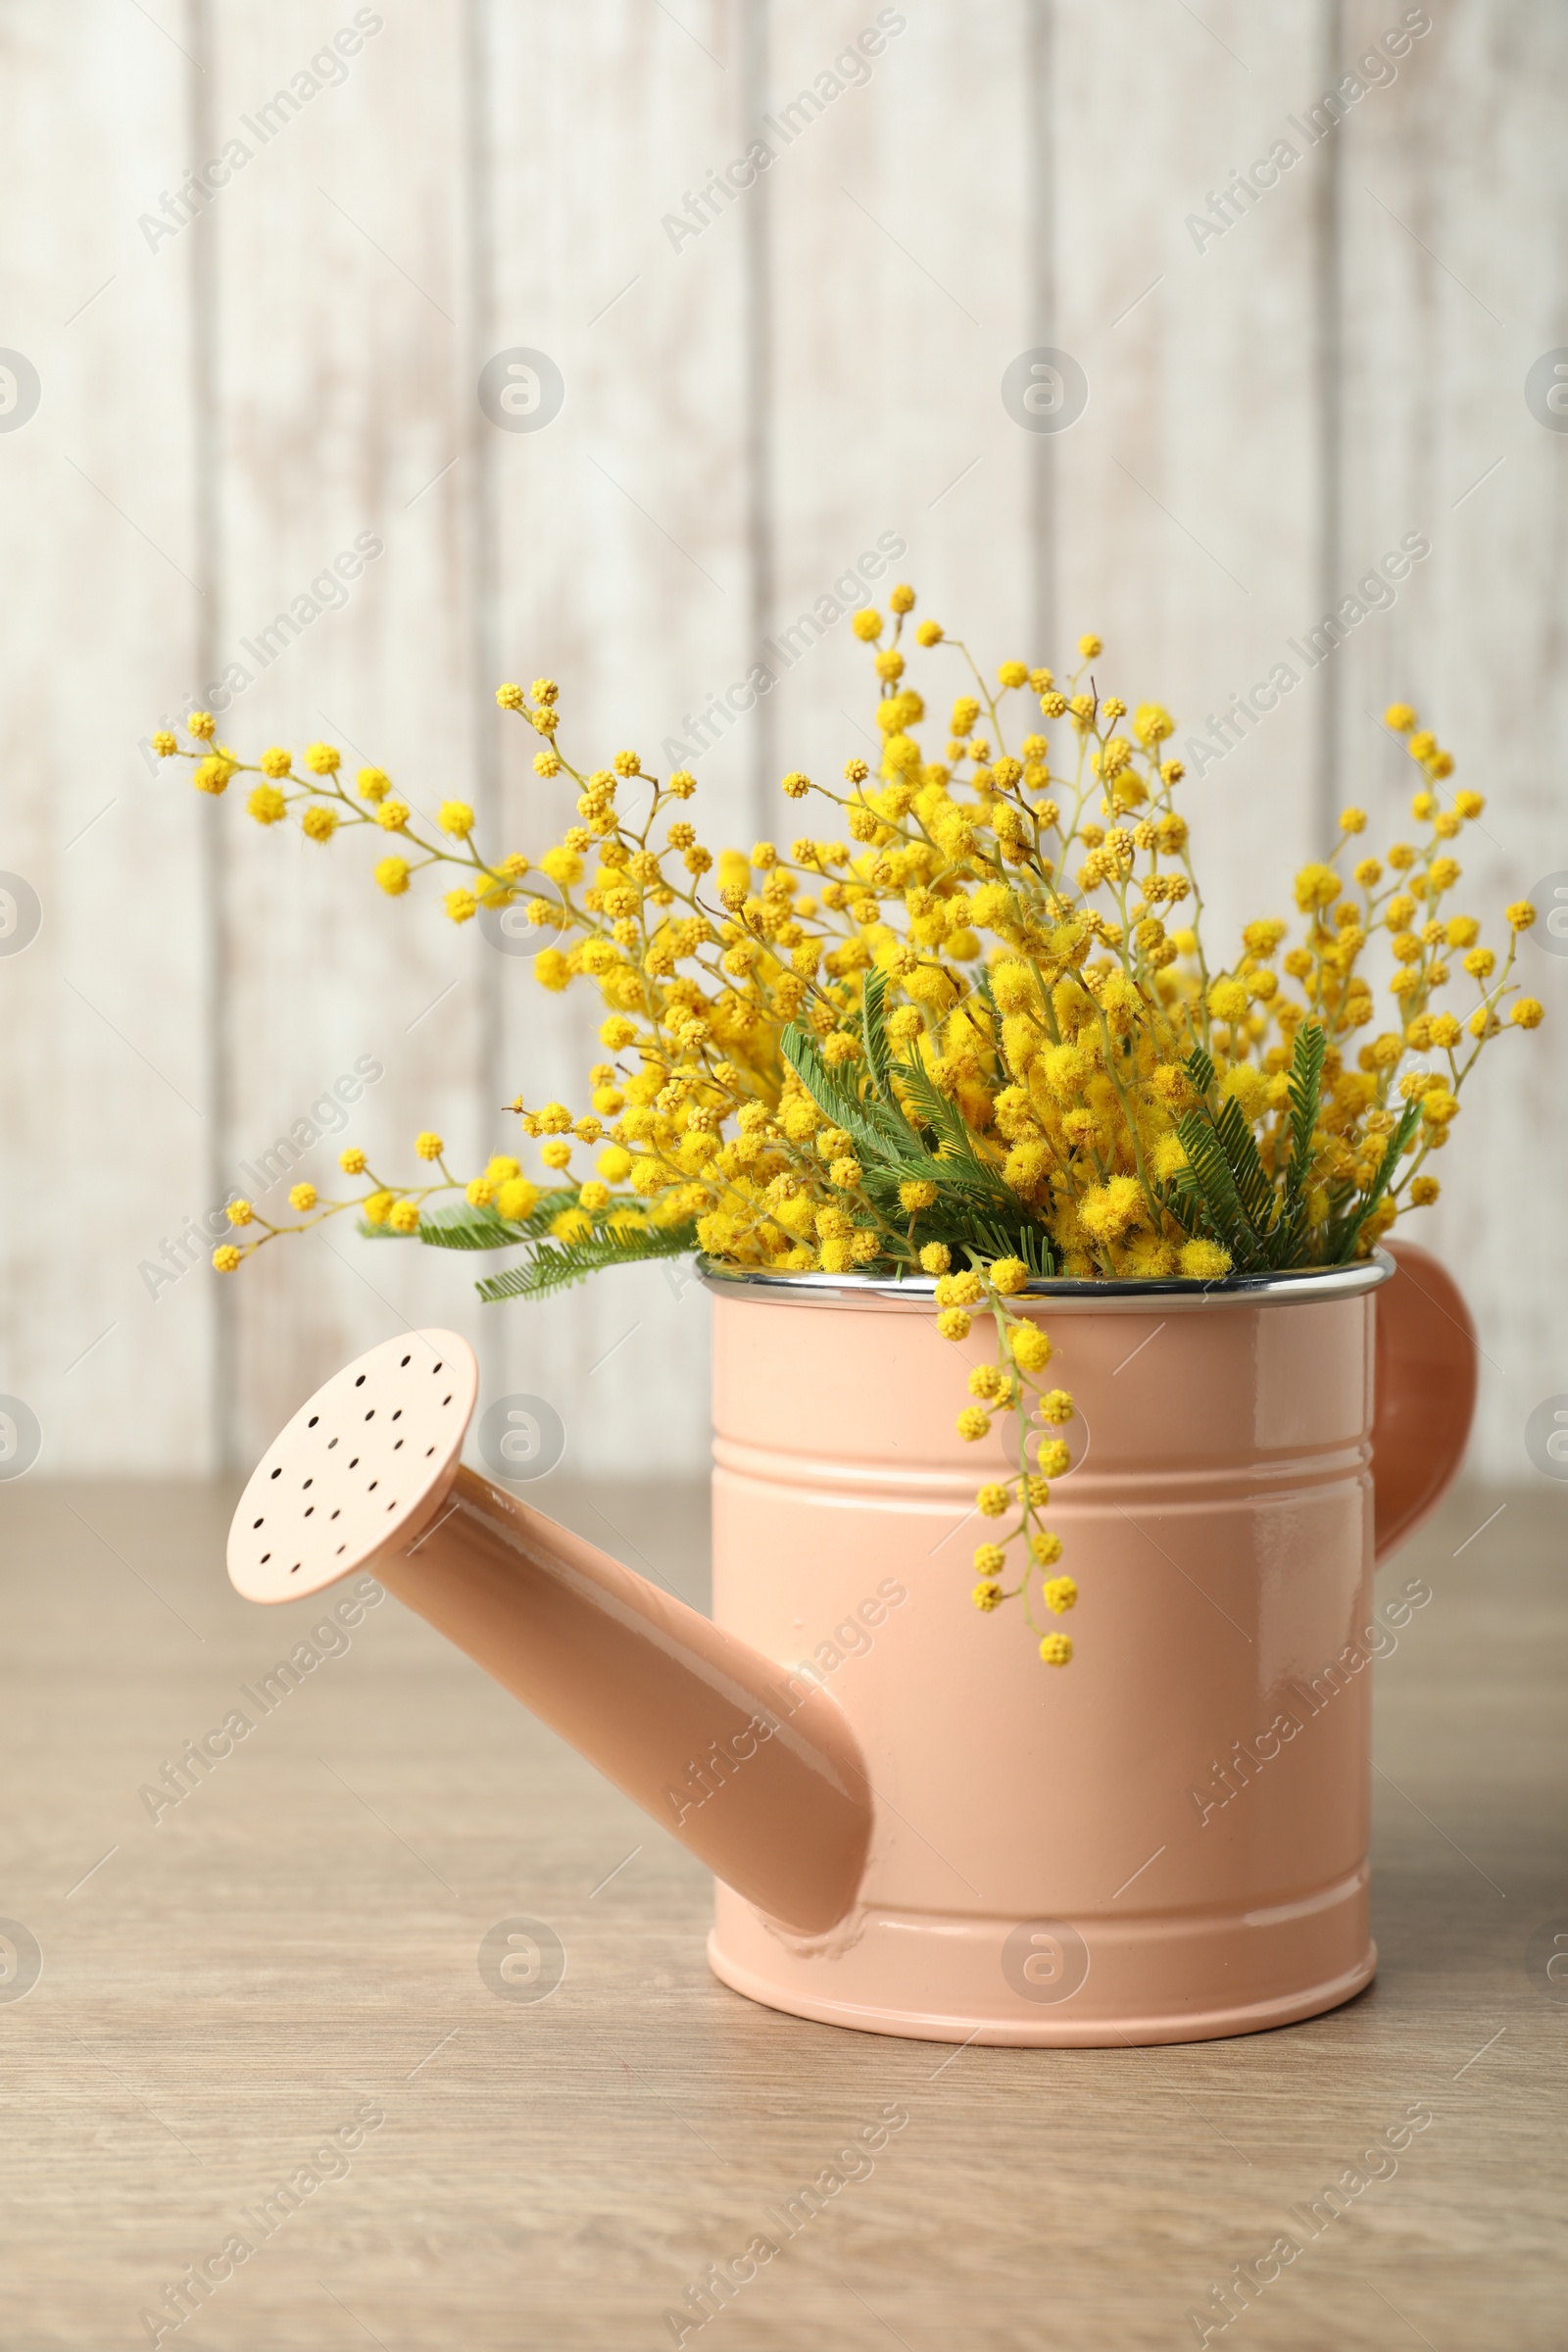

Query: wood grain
[{"left": 0, "top": 1473, "right": 1559, "bottom": 2348}]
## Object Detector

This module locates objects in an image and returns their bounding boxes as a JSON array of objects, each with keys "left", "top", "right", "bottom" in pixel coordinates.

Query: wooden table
[{"left": 1, "top": 1475, "right": 1561, "bottom": 2349}]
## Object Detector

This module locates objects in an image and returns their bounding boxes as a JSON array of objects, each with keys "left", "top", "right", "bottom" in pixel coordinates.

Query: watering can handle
[{"left": 1372, "top": 1240, "right": 1479, "bottom": 1562}]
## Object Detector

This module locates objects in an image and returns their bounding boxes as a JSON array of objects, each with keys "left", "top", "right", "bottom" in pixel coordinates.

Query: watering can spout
[{"left": 225, "top": 1331, "right": 872, "bottom": 1937}]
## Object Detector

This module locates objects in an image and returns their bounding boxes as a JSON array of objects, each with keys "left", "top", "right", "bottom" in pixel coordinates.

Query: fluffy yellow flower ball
[
  {"left": 388, "top": 1200, "right": 420, "bottom": 1234},
  {"left": 1009, "top": 1324, "right": 1052, "bottom": 1373},
  {"left": 374, "top": 857, "right": 411, "bottom": 896},
  {"left": 438, "top": 800, "right": 473, "bottom": 838},
  {"left": 288, "top": 1183, "right": 317, "bottom": 1211},
  {"left": 1039, "top": 1634, "right": 1073, "bottom": 1667},
  {"left": 225, "top": 1198, "right": 254, "bottom": 1227},
  {"left": 212, "top": 1244, "right": 240, "bottom": 1272},
  {"left": 247, "top": 784, "right": 286, "bottom": 825},
  {"left": 339, "top": 1146, "right": 368, "bottom": 1175},
  {"left": 304, "top": 742, "right": 340, "bottom": 775},
  {"left": 415, "top": 1131, "right": 444, "bottom": 1161}
]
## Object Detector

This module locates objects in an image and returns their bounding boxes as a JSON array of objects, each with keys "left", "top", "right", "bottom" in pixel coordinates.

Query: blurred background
[{"left": 3, "top": 0, "right": 1564, "bottom": 1485}]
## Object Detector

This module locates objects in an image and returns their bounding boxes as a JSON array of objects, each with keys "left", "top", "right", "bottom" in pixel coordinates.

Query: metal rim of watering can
[{"left": 696, "top": 1247, "right": 1396, "bottom": 1314}]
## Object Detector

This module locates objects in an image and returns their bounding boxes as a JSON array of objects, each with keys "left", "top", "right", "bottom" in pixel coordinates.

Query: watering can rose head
[{"left": 157, "top": 595, "right": 1543, "bottom": 1667}]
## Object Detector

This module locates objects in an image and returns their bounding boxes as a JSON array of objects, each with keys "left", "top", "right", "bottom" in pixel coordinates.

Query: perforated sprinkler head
[{"left": 227, "top": 1329, "right": 478, "bottom": 1603}]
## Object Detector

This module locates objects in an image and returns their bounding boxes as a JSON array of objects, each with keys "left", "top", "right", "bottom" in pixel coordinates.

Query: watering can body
[{"left": 228, "top": 1242, "right": 1476, "bottom": 2046}]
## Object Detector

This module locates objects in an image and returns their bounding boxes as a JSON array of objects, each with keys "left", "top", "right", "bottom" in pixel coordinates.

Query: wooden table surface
[{"left": 0, "top": 1473, "right": 1562, "bottom": 2351}]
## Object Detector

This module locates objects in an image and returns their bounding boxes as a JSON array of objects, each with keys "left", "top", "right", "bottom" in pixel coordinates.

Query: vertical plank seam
[
  {"left": 190, "top": 0, "right": 231, "bottom": 1470},
  {"left": 465, "top": 0, "right": 504, "bottom": 1410},
  {"left": 741, "top": 0, "right": 774, "bottom": 840},
  {"left": 1315, "top": 0, "right": 1346, "bottom": 855},
  {"left": 1027, "top": 0, "right": 1055, "bottom": 666}
]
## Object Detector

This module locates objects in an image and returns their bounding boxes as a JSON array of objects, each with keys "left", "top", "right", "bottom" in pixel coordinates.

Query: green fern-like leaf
[
  {"left": 860, "top": 965, "right": 893, "bottom": 1101},
  {"left": 780, "top": 1021, "right": 918, "bottom": 1169},
  {"left": 1186, "top": 1042, "right": 1218, "bottom": 1098},
  {"left": 475, "top": 1222, "right": 699, "bottom": 1303},
  {"left": 1269, "top": 1018, "right": 1326, "bottom": 1265},
  {"left": 1175, "top": 1106, "right": 1266, "bottom": 1269},
  {"left": 1329, "top": 1097, "right": 1421, "bottom": 1264},
  {"left": 1214, "top": 1095, "right": 1278, "bottom": 1245},
  {"left": 407, "top": 1193, "right": 577, "bottom": 1251}
]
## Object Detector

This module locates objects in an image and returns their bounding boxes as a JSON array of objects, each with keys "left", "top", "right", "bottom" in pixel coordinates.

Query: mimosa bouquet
[{"left": 155, "top": 587, "right": 1541, "bottom": 1664}]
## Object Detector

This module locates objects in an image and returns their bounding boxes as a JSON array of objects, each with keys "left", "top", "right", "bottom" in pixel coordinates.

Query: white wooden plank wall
[{"left": 0, "top": 0, "right": 1561, "bottom": 1483}]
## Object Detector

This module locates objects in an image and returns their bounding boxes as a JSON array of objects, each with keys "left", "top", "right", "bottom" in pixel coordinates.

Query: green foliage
[
  {"left": 383, "top": 1191, "right": 576, "bottom": 1250},
  {"left": 781, "top": 1013, "right": 1050, "bottom": 1268},
  {"left": 1162, "top": 1019, "right": 1404, "bottom": 1274},
  {"left": 362, "top": 1185, "right": 698, "bottom": 1302},
  {"left": 1328, "top": 1096, "right": 1421, "bottom": 1264}
]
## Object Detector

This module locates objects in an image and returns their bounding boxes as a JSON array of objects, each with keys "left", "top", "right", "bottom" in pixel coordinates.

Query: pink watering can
[{"left": 227, "top": 1241, "right": 1475, "bottom": 2046}]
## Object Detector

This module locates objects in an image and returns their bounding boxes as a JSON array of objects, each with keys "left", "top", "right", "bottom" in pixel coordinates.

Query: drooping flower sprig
[{"left": 156, "top": 588, "right": 1543, "bottom": 1667}]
